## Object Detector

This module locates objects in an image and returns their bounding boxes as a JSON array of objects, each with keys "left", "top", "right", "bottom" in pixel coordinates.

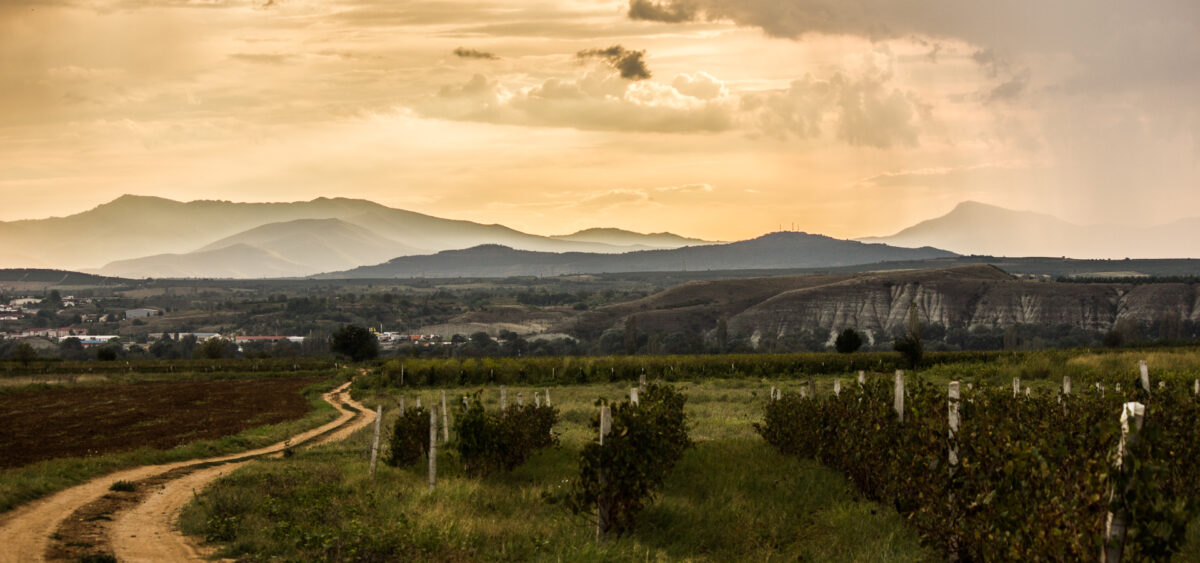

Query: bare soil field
[{"left": 0, "top": 377, "right": 321, "bottom": 468}]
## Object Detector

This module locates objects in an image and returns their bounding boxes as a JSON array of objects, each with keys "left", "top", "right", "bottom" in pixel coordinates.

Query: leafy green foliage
[
  {"left": 756, "top": 375, "right": 1200, "bottom": 560},
  {"left": 385, "top": 406, "right": 430, "bottom": 467},
  {"left": 452, "top": 394, "right": 558, "bottom": 477},
  {"left": 566, "top": 383, "right": 693, "bottom": 537},
  {"left": 328, "top": 324, "right": 379, "bottom": 362},
  {"left": 835, "top": 328, "right": 863, "bottom": 353}
]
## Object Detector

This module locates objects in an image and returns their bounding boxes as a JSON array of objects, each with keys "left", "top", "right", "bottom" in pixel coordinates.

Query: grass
[
  {"left": 0, "top": 376, "right": 345, "bottom": 514},
  {"left": 180, "top": 379, "right": 933, "bottom": 561}
]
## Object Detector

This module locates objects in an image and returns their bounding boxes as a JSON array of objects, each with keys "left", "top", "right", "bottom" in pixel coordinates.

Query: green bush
[
  {"left": 385, "top": 406, "right": 430, "bottom": 467},
  {"left": 453, "top": 395, "right": 558, "bottom": 477},
  {"left": 566, "top": 383, "right": 693, "bottom": 537}
]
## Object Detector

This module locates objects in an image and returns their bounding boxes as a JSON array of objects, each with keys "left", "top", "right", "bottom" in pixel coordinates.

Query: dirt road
[{"left": 0, "top": 381, "right": 376, "bottom": 563}]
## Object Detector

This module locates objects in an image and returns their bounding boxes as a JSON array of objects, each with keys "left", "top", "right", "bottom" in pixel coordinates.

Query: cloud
[
  {"left": 986, "top": 70, "right": 1029, "bottom": 102},
  {"left": 577, "top": 45, "right": 651, "bottom": 81},
  {"left": 671, "top": 72, "right": 726, "bottom": 100},
  {"left": 627, "top": 0, "right": 697, "bottom": 23},
  {"left": 740, "top": 49, "right": 924, "bottom": 148},
  {"left": 453, "top": 47, "right": 498, "bottom": 60},
  {"left": 424, "top": 71, "right": 734, "bottom": 133}
]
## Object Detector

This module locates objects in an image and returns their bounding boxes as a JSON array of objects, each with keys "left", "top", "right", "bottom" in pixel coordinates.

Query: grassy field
[
  {"left": 181, "top": 379, "right": 933, "bottom": 562},
  {"left": 0, "top": 373, "right": 346, "bottom": 513}
]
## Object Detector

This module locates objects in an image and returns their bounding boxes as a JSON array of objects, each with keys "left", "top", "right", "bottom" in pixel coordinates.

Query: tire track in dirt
[
  {"left": 109, "top": 386, "right": 375, "bottom": 562},
  {"left": 0, "top": 381, "right": 373, "bottom": 563}
]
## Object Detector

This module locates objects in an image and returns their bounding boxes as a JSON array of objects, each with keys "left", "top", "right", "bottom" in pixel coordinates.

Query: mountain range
[
  {"left": 2, "top": 196, "right": 1198, "bottom": 279},
  {"left": 0, "top": 195, "right": 714, "bottom": 278},
  {"left": 861, "top": 201, "right": 1200, "bottom": 259},
  {"left": 315, "top": 233, "right": 956, "bottom": 279}
]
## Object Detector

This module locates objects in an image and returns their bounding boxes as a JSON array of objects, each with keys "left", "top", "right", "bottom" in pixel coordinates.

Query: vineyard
[
  {"left": 758, "top": 365, "right": 1200, "bottom": 560},
  {"left": 168, "top": 349, "right": 1200, "bottom": 561},
  {"left": 179, "top": 379, "right": 931, "bottom": 561}
]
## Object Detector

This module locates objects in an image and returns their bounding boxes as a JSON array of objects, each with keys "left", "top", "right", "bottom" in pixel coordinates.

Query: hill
[
  {"left": 861, "top": 201, "right": 1200, "bottom": 259},
  {"left": 96, "top": 219, "right": 420, "bottom": 278},
  {"left": 568, "top": 265, "right": 1200, "bottom": 345},
  {"left": 0, "top": 195, "right": 706, "bottom": 274},
  {"left": 96, "top": 244, "right": 312, "bottom": 279},
  {"left": 318, "top": 232, "right": 958, "bottom": 279},
  {"left": 550, "top": 228, "right": 711, "bottom": 248}
]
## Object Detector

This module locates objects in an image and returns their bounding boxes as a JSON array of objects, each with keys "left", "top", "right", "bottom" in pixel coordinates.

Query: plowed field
[{"left": 0, "top": 377, "right": 321, "bottom": 468}]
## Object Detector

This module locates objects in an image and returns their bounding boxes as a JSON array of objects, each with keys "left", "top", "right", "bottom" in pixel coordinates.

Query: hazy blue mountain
[
  {"left": 319, "top": 232, "right": 957, "bottom": 279},
  {"left": 0, "top": 195, "right": 701, "bottom": 274},
  {"left": 861, "top": 201, "right": 1200, "bottom": 259},
  {"left": 96, "top": 244, "right": 312, "bottom": 279},
  {"left": 550, "top": 228, "right": 711, "bottom": 248}
]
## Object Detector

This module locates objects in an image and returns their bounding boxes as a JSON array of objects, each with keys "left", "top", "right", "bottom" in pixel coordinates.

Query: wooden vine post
[
  {"left": 894, "top": 370, "right": 905, "bottom": 423},
  {"left": 1013, "top": 377, "right": 1021, "bottom": 397},
  {"left": 630, "top": 387, "right": 639, "bottom": 406},
  {"left": 948, "top": 381, "right": 961, "bottom": 560},
  {"left": 597, "top": 405, "right": 612, "bottom": 541},
  {"left": 428, "top": 406, "right": 438, "bottom": 491},
  {"left": 857, "top": 370, "right": 865, "bottom": 386},
  {"left": 1102, "top": 402, "right": 1145, "bottom": 563},
  {"left": 441, "top": 390, "right": 449, "bottom": 443},
  {"left": 500, "top": 385, "right": 507, "bottom": 412},
  {"left": 546, "top": 389, "right": 552, "bottom": 406},
  {"left": 368, "top": 405, "right": 382, "bottom": 479},
  {"left": 1063, "top": 376, "right": 1072, "bottom": 396},
  {"left": 833, "top": 379, "right": 842, "bottom": 397},
  {"left": 1139, "top": 361, "right": 1151, "bottom": 393}
]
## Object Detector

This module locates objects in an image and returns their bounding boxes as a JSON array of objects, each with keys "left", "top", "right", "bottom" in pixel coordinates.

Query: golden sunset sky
[{"left": 2, "top": 0, "right": 1197, "bottom": 241}]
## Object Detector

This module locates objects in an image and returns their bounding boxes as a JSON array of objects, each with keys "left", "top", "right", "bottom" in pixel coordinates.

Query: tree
[
  {"left": 59, "top": 337, "right": 87, "bottom": 361},
  {"left": 834, "top": 328, "right": 863, "bottom": 353},
  {"left": 12, "top": 342, "right": 37, "bottom": 366},
  {"left": 329, "top": 324, "right": 379, "bottom": 362},
  {"left": 623, "top": 316, "right": 639, "bottom": 355},
  {"left": 42, "top": 290, "right": 62, "bottom": 308},
  {"left": 200, "top": 338, "right": 233, "bottom": 359},
  {"left": 892, "top": 304, "right": 923, "bottom": 369}
]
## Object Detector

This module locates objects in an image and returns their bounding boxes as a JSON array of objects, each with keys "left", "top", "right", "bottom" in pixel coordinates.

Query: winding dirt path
[{"left": 0, "top": 381, "right": 376, "bottom": 563}]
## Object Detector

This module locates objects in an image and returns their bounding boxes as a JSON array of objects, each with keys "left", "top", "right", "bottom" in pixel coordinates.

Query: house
[
  {"left": 125, "top": 308, "right": 159, "bottom": 319},
  {"left": 9, "top": 298, "right": 40, "bottom": 307},
  {"left": 78, "top": 335, "right": 120, "bottom": 348}
]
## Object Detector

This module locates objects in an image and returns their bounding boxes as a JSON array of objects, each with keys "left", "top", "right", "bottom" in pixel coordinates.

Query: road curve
[
  {"left": 0, "top": 381, "right": 373, "bottom": 563},
  {"left": 109, "top": 385, "right": 375, "bottom": 562}
]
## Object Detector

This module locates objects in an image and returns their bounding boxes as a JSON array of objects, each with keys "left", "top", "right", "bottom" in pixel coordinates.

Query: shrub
[
  {"left": 566, "top": 383, "right": 693, "bottom": 537},
  {"left": 453, "top": 395, "right": 558, "bottom": 477},
  {"left": 386, "top": 406, "right": 430, "bottom": 467},
  {"left": 835, "top": 328, "right": 863, "bottom": 354}
]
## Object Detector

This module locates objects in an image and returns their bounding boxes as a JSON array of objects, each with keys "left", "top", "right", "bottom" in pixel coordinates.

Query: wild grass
[
  {"left": 0, "top": 377, "right": 343, "bottom": 513},
  {"left": 182, "top": 380, "right": 932, "bottom": 561}
]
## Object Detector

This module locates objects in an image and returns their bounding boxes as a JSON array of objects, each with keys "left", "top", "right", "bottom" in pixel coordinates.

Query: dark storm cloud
[
  {"left": 453, "top": 47, "right": 499, "bottom": 60},
  {"left": 627, "top": 0, "right": 696, "bottom": 23},
  {"left": 576, "top": 45, "right": 651, "bottom": 80}
]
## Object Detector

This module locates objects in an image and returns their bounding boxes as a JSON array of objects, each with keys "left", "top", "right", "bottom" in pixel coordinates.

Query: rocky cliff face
[{"left": 726, "top": 266, "right": 1200, "bottom": 341}]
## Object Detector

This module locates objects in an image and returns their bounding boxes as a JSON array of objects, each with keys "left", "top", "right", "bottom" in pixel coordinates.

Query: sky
[{"left": 1, "top": 0, "right": 1197, "bottom": 241}]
